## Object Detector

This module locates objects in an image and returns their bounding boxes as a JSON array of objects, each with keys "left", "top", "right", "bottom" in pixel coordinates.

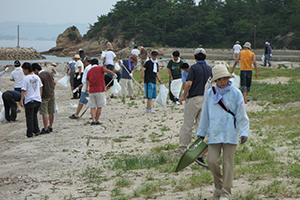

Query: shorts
[
  {"left": 79, "top": 92, "right": 89, "bottom": 105},
  {"left": 144, "top": 82, "right": 157, "bottom": 99},
  {"left": 39, "top": 97, "right": 55, "bottom": 115},
  {"left": 89, "top": 92, "right": 106, "bottom": 108},
  {"left": 240, "top": 71, "right": 252, "bottom": 93}
]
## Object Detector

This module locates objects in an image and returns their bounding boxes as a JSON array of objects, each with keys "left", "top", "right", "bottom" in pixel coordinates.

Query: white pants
[{"left": 121, "top": 79, "right": 134, "bottom": 97}]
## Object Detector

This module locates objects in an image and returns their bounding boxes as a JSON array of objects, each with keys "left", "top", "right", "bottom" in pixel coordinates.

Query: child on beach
[
  {"left": 196, "top": 64, "right": 249, "bottom": 200},
  {"left": 139, "top": 50, "right": 163, "bottom": 113}
]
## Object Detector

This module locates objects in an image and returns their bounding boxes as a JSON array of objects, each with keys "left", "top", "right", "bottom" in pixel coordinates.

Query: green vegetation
[{"left": 86, "top": 0, "right": 300, "bottom": 49}]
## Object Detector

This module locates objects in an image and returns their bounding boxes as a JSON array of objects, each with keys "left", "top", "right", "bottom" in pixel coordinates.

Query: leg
[
  {"left": 128, "top": 80, "right": 134, "bottom": 98},
  {"left": 25, "top": 102, "right": 34, "bottom": 136},
  {"left": 42, "top": 114, "right": 49, "bottom": 130},
  {"left": 75, "top": 104, "right": 83, "bottom": 116},
  {"left": 95, "top": 107, "right": 102, "bottom": 122},
  {"left": 33, "top": 102, "right": 41, "bottom": 134},
  {"left": 121, "top": 79, "right": 127, "bottom": 98},
  {"left": 221, "top": 144, "right": 237, "bottom": 198},
  {"left": 48, "top": 114, "right": 54, "bottom": 128},
  {"left": 242, "top": 92, "right": 248, "bottom": 104},
  {"left": 208, "top": 144, "right": 223, "bottom": 191},
  {"left": 90, "top": 107, "right": 96, "bottom": 122},
  {"left": 147, "top": 98, "right": 152, "bottom": 109}
]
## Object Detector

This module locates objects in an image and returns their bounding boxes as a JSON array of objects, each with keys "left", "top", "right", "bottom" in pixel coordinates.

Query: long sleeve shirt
[{"left": 196, "top": 86, "right": 249, "bottom": 145}]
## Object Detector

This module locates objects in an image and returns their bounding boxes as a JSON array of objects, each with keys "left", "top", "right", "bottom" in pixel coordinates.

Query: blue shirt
[
  {"left": 8, "top": 90, "right": 21, "bottom": 101},
  {"left": 121, "top": 59, "right": 135, "bottom": 79},
  {"left": 196, "top": 86, "right": 249, "bottom": 145},
  {"left": 182, "top": 70, "right": 188, "bottom": 82}
]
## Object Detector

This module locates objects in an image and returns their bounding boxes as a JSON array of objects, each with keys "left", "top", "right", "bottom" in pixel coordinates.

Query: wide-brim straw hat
[
  {"left": 73, "top": 54, "right": 80, "bottom": 59},
  {"left": 211, "top": 64, "right": 234, "bottom": 83},
  {"left": 243, "top": 42, "right": 251, "bottom": 49}
]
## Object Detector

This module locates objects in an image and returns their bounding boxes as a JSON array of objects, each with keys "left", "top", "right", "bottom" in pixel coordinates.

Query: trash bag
[
  {"left": 261, "top": 54, "right": 265, "bottom": 63},
  {"left": 0, "top": 91, "right": 3, "bottom": 105},
  {"left": 155, "top": 84, "right": 168, "bottom": 108},
  {"left": 230, "top": 73, "right": 240, "bottom": 88},
  {"left": 114, "top": 62, "right": 121, "bottom": 71},
  {"left": 170, "top": 78, "right": 182, "bottom": 99},
  {"left": 58, "top": 75, "right": 70, "bottom": 87},
  {"left": 112, "top": 79, "right": 121, "bottom": 94},
  {"left": 0, "top": 107, "right": 7, "bottom": 123}
]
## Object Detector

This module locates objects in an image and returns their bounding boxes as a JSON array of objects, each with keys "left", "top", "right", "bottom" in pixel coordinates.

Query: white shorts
[{"left": 89, "top": 92, "right": 106, "bottom": 108}]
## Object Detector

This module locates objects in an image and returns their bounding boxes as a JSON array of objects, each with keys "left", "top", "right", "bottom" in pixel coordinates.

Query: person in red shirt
[{"left": 86, "top": 58, "right": 116, "bottom": 125}]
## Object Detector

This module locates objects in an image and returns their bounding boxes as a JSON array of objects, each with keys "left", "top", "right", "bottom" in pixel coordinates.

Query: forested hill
[{"left": 85, "top": 0, "right": 300, "bottom": 49}]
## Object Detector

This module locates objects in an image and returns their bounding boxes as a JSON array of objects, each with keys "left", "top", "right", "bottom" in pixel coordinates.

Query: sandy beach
[{"left": 0, "top": 58, "right": 297, "bottom": 199}]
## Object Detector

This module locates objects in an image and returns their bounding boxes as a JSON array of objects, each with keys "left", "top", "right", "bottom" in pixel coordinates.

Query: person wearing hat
[
  {"left": 131, "top": 45, "right": 140, "bottom": 68},
  {"left": 139, "top": 50, "right": 163, "bottom": 113},
  {"left": 66, "top": 59, "right": 76, "bottom": 95},
  {"left": 73, "top": 54, "right": 85, "bottom": 99},
  {"left": 197, "top": 64, "right": 249, "bottom": 200},
  {"left": 231, "top": 42, "right": 258, "bottom": 104},
  {"left": 45, "top": 62, "right": 57, "bottom": 77},
  {"left": 232, "top": 41, "right": 242, "bottom": 62},
  {"left": 264, "top": 42, "right": 272, "bottom": 67},
  {"left": 69, "top": 57, "right": 92, "bottom": 119},
  {"left": 10, "top": 60, "right": 25, "bottom": 93},
  {"left": 176, "top": 48, "right": 212, "bottom": 155}
]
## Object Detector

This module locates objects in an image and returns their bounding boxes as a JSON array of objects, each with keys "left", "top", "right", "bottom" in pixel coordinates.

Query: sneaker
[
  {"left": 175, "top": 146, "right": 187, "bottom": 152},
  {"left": 146, "top": 109, "right": 157, "bottom": 114},
  {"left": 213, "top": 188, "right": 222, "bottom": 199},
  {"left": 175, "top": 101, "right": 180, "bottom": 105},
  {"left": 69, "top": 114, "right": 79, "bottom": 119},
  {"left": 195, "top": 157, "right": 209, "bottom": 169},
  {"left": 130, "top": 97, "right": 135, "bottom": 100},
  {"left": 40, "top": 128, "right": 50, "bottom": 134},
  {"left": 95, "top": 121, "right": 103, "bottom": 125},
  {"left": 48, "top": 126, "right": 53, "bottom": 132}
]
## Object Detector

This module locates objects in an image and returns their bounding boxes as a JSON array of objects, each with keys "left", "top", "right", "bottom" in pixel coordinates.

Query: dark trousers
[
  {"left": 74, "top": 72, "right": 83, "bottom": 98},
  {"left": 169, "top": 80, "right": 179, "bottom": 103},
  {"left": 25, "top": 101, "right": 41, "bottom": 137},
  {"left": 2, "top": 91, "right": 17, "bottom": 122}
]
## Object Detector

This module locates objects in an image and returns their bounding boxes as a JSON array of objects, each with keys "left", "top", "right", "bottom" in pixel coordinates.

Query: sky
[{"left": 0, "top": 0, "right": 119, "bottom": 25}]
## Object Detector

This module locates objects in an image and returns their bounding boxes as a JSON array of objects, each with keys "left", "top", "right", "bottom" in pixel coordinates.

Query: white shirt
[
  {"left": 75, "top": 60, "right": 84, "bottom": 73},
  {"left": 233, "top": 44, "right": 242, "bottom": 54},
  {"left": 10, "top": 67, "right": 25, "bottom": 88},
  {"left": 81, "top": 64, "right": 94, "bottom": 92},
  {"left": 21, "top": 74, "right": 43, "bottom": 104},
  {"left": 104, "top": 51, "right": 116, "bottom": 65},
  {"left": 131, "top": 49, "right": 140, "bottom": 56}
]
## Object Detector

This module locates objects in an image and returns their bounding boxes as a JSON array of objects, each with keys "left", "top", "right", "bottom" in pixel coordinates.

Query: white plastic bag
[
  {"left": 111, "top": 79, "right": 121, "bottom": 94},
  {"left": 0, "top": 107, "right": 7, "bottom": 123},
  {"left": 54, "top": 101, "right": 58, "bottom": 122},
  {"left": 261, "top": 54, "right": 265, "bottom": 63},
  {"left": 155, "top": 84, "right": 169, "bottom": 108},
  {"left": 170, "top": 79, "right": 182, "bottom": 99},
  {"left": 0, "top": 91, "right": 3, "bottom": 105},
  {"left": 114, "top": 62, "right": 121, "bottom": 71},
  {"left": 58, "top": 75, "right": 70, "bottom": 87},
  {"left": 230, "top": 73, "right": 240, "bottom": 88}
]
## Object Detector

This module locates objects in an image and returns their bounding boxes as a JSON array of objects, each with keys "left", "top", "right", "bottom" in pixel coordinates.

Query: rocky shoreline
[{"left": 0, "top": 47, "right": 45, "bottom": 60}]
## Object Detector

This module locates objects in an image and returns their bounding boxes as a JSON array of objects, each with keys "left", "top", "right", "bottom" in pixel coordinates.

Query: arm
[
  {"left": 20, "top": 90, "right": 25, "bottom": 107},
  {"left": 78, "top": 67, "right": 82, "bottom": 76},
  {"left": 252, "top": 54, "right": 258, "bottom": 78},
  {"left": 86, "top": 80, "right": 89, "bottom": 93},
  {"left": 66, "top": 66, "right": 70, "bottom": 74},
  {"left": 103, "top": 57, "right": 106, "bottom": 65},
  {"left": 139, "top": 67, "right": 145, "bottom": 84},
  {"left": 156, "top": 72, "right": 163, "bottom": 84},
  {"left": 179, "top": 80, "right": 192, "bottom": 104},
  {"left": 40, "top": 87, "right": 43, "bottom": 98},
  {"left": 53, "top": 80, "right": 56, "bottom": 87},
  {"left": 231, "top": 54, "right": 240, "bottom": 74},
  {"left": 103, "top": 67, "right": 116, "bottom": 76}
]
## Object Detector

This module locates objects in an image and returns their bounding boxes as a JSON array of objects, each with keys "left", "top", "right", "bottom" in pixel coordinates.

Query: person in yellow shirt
[{"left": 231, "top": 42, "right": 258, "bottom": 104}]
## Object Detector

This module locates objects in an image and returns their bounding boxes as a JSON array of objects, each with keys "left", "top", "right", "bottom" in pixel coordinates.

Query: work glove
[
  {"left": 129, "top": 73, "right": 133, "bottom": 78},
  {"left": 5, "top": 67, "right": 9, "bottom": 72},
  {"left": 77, "top": 75, "right": 81, "bottom": 80},
  {"left": 270, "top": 54, "right": 272, "bottom": 57},
  {"left": 119, "top": 60, "right": 123, "bottom": 65},
  {"left": 113, "top": 74, "right": 118, "bottom": 80},
  {"left": 240, "top": 136, "right": 248, "bottom": 144}
]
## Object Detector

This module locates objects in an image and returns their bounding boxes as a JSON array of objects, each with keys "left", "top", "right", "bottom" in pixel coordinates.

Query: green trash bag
[{"left": 175, "top": 137, "right": 208, "bottom": 172}]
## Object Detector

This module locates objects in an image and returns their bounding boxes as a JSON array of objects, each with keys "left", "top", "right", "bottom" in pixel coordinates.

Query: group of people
[
  {"left": 1, "top": 61, "right": 56, "bottom": 138},
  {"left": 1, "top": 40, "right": 264, "bottom": 200}
]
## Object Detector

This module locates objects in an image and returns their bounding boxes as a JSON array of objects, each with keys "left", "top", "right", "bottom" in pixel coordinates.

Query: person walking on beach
[
  {"left": 232, "top": 41, "right": 242, "bottom": 64},
  {"left": 69, "top": 57, "right": 92, "bottom": 119},
  {"left": 119, "top": 54, "right": 137, "bottom": 101},
  {"left": 176, "top": 48, "right": 212, "bottom": 154},
  {"left": 264, "top": 42, "right": 272, "bottom": 67},
  {"left": 167, "top": 50, "right": 183, "bottom": 105},
  {"left": 10, "top": 60, "right": 24, "bottom": 93},
  {"left": 139, "top": 50, "right": 163, "bottom": 113},
  {"left": 73, "top": 54, "right": 84, "bottom": 99},
  {"left": 32, "top": 63, "right": 56, "bottom": 134},
  {"left": 231, "top": 42, "right": 258, "bottom": 104},
  {"left": 20, "top": 62, "right": 43, "bottom": 138},
  {"left": 86, "top": 58, "right": 117, "bottom": 125},
  {"left": 66, "top": 60, "right": 76, "bottom": 95},
  {"left": 197, "top": 64, "right": 249, "bottom": 200},
  {"left": 2, "top": 90, "right": 21, "bottom": 122}
]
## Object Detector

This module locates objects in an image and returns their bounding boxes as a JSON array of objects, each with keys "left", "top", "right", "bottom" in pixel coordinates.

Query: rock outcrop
[{"left": 0, "top": 47, "right": 45, "bottom": 60}]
